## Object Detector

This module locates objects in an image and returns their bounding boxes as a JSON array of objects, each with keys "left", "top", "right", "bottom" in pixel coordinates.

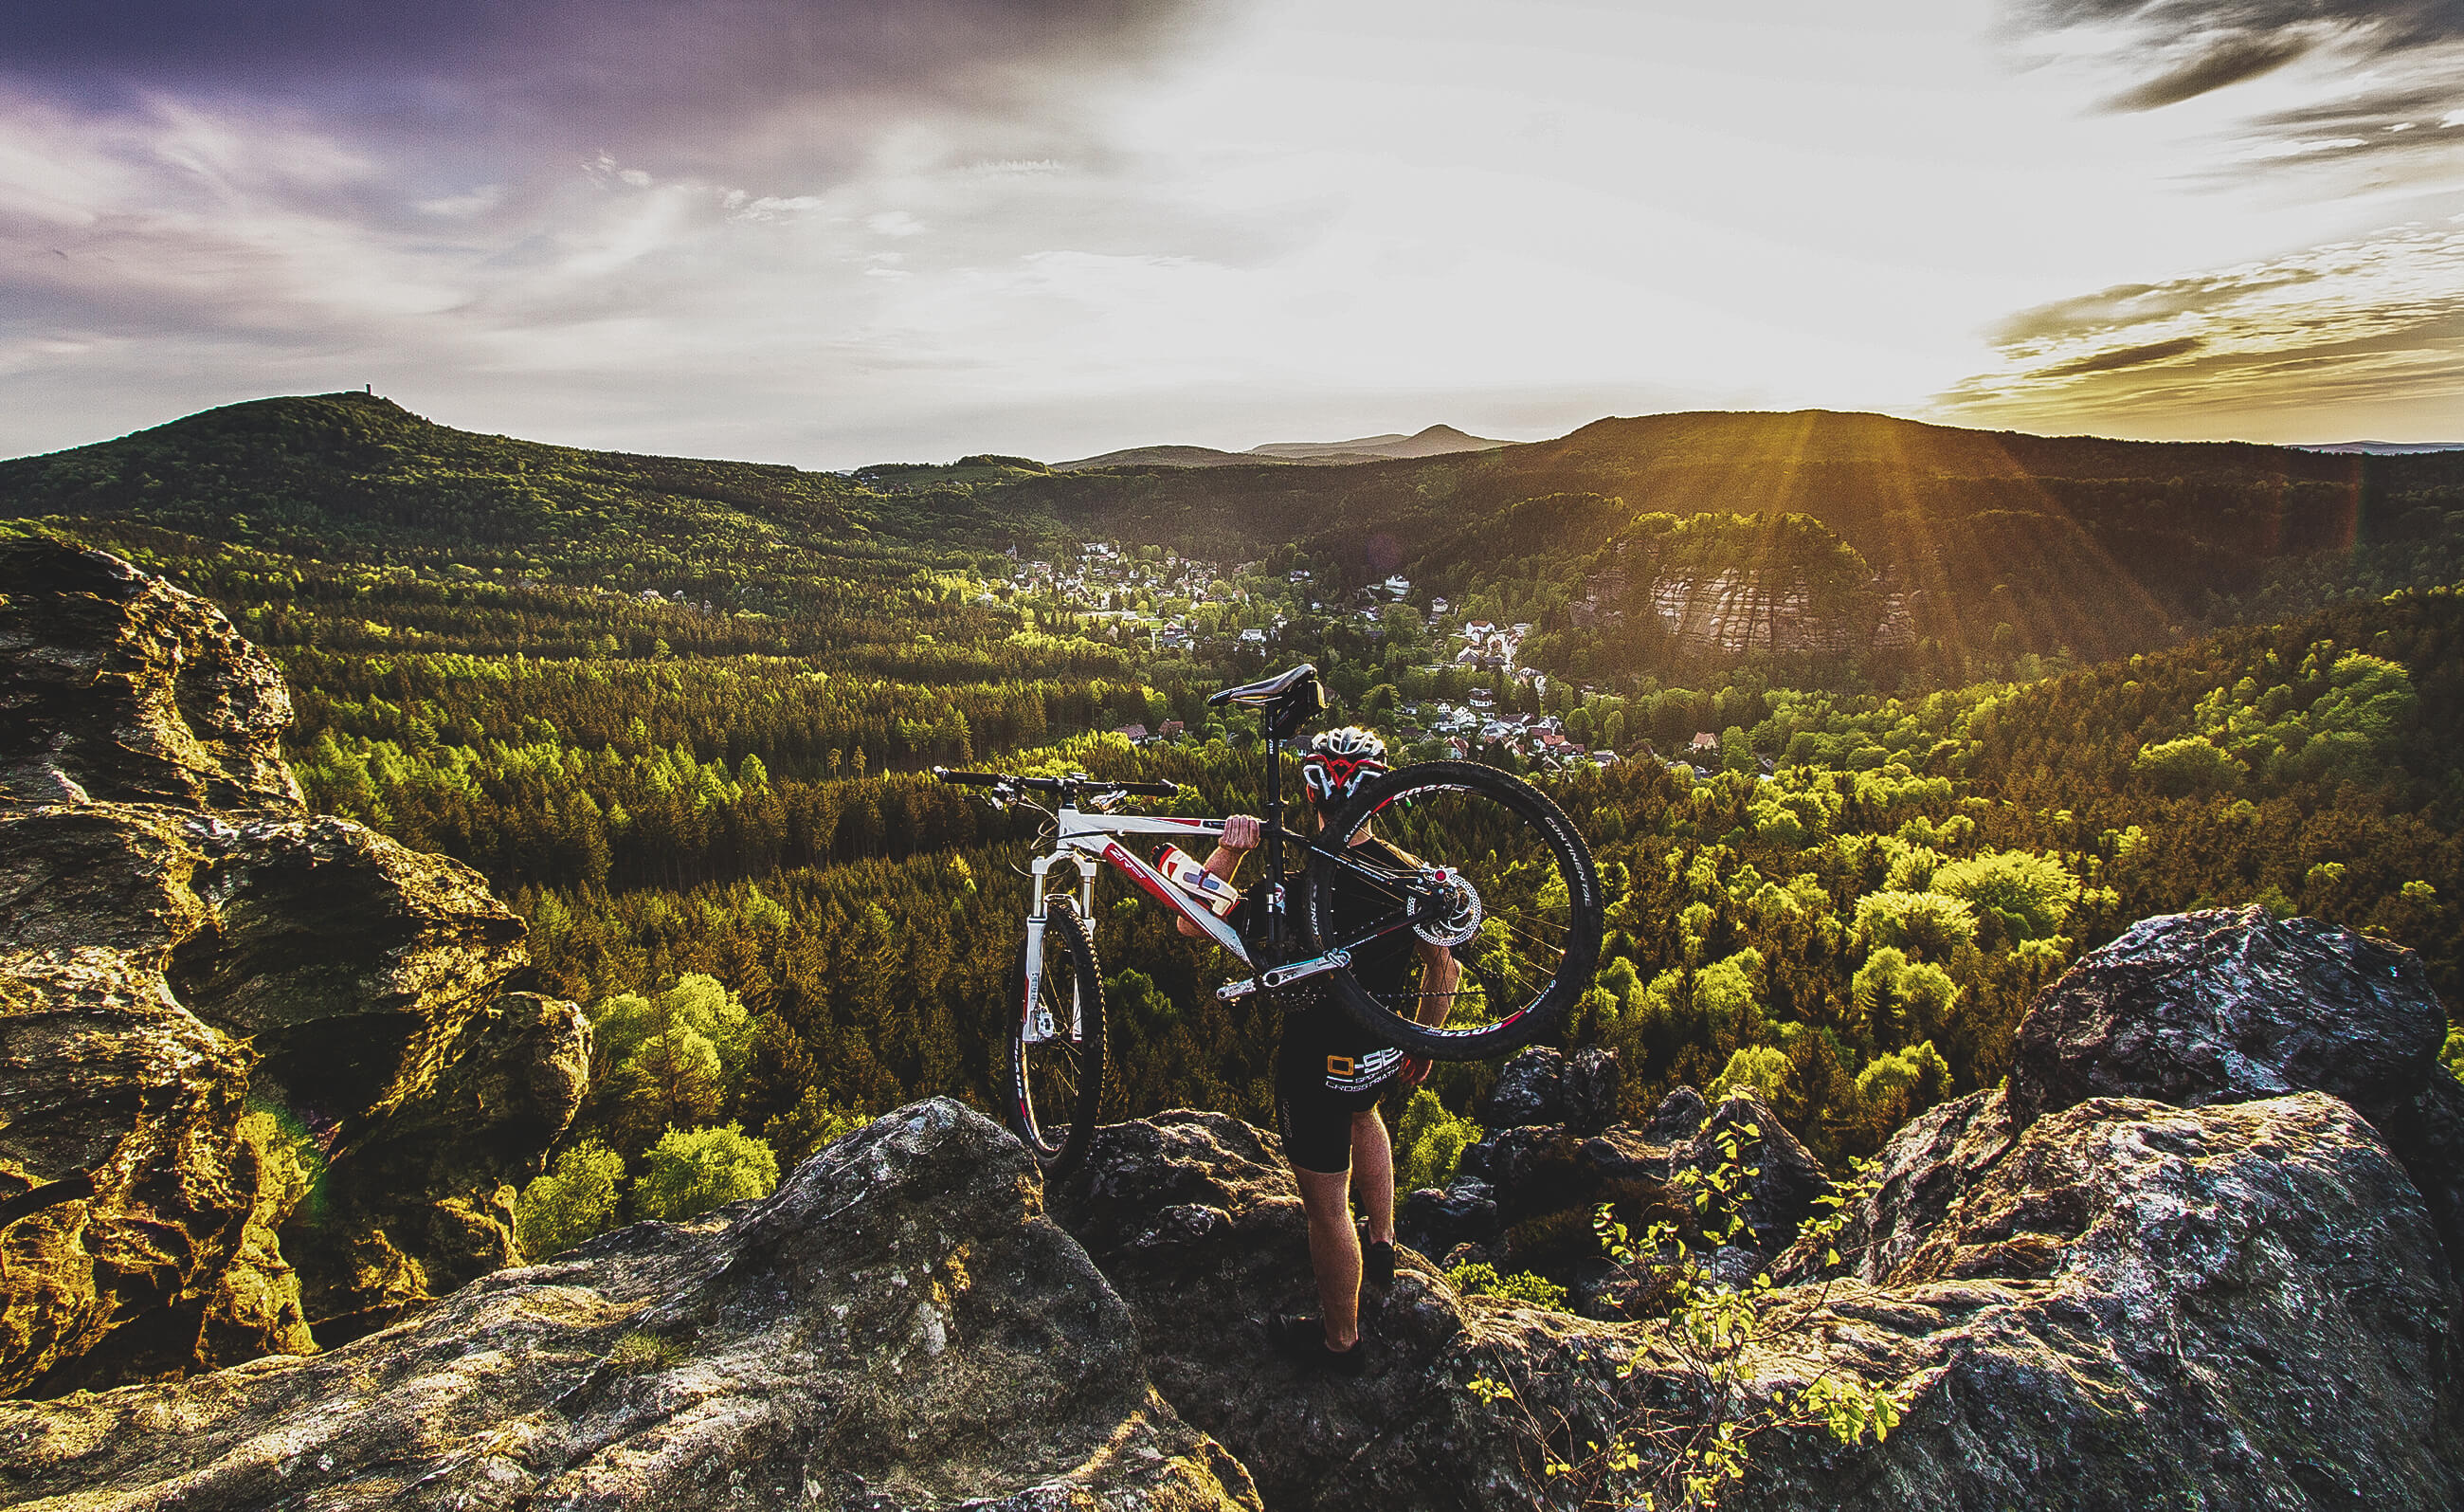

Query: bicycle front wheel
[
  {"left": 1304, "top": 760, "right": 1603, "bottom": 1061},
  {"left": 1007, "top": 899, "right": 1107, "bottom": 1175}
]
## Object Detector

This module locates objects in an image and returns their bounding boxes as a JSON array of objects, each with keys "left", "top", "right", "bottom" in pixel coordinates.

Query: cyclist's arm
[{"left": 1176, "top": 813, "right": 1260, "bottom": 938}]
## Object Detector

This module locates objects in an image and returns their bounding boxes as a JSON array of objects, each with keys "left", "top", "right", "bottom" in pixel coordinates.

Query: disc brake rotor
[{"left": 1412, "top": 868, "right": 1484, "bottom": 946}]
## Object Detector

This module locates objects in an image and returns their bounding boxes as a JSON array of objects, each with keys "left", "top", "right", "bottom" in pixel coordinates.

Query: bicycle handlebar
[
  {"left": 933, "top": 767, "right": 1181, "bottom": 799},
  {"left": 934, "top": 769, "right": 1010, "bottom": 788}
]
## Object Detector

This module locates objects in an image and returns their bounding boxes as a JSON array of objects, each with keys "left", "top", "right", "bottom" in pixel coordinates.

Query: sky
[{"left": 2, "top": 0, "right": 2460, "bottom": 467}]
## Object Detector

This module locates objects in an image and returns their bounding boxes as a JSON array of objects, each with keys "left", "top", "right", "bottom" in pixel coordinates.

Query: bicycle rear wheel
[
  {"left": 1304, "top": 760, "right": 1603, "bottom": 1061},
  {"left": 1008, "top": 899, "right": 1106, "bottom": 1175}
]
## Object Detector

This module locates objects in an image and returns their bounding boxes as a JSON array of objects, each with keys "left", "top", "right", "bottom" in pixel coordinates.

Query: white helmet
[{"left": 1300, "top": 725, "right": 1388, "bottom": 805}]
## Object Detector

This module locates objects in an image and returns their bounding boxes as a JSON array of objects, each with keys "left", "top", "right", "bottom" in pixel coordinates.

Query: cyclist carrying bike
[{"left": 1177, "top": 724, "right": 1460, "bottom": 1375}]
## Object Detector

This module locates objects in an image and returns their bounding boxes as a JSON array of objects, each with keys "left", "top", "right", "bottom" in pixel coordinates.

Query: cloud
[
  {"left": 2096, "top": 31, "right": 2315, "bottom": 111},
  {"left": 1938, "top": 220, "right": 2464, "bottom": 440},
  {"left": 2011, "top": 0, "right": 2464, "bottom": 174},
  {"left": 2, "top": 2, "right": 1224, "bottom": 174},
  {"left": 2041, "top": 335, "right": 2206, "bottom": 373}
]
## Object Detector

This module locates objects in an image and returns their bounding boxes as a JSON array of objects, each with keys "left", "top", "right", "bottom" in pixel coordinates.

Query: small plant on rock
[{"left": 1456, "top": 1127, "right": 1912, "bottom": 1509}]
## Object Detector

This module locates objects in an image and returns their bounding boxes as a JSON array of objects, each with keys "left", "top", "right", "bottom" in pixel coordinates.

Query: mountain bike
[{"left": 936, "top": 664, "right": 1603, "bottom": 1174}]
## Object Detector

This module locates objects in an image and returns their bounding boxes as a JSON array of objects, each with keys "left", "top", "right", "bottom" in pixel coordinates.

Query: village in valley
[{"left": 986, "top": 539, "right": 1757, "bottom": 779}]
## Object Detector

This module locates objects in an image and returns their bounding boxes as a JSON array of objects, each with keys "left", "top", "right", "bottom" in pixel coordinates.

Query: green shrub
[
  {"left": 1394, "top": 1087, "right": 1481, "bottom": 1194},
  {"left": 516, "top": 1139, "right": 626, "bottom": 1259},
  {"left": 1708, "top": 1045, "right": 1793, "bottom": 1102},
  {"left": 632, "top": 1122, "right": 780, "bottom": 1224},
  {"left": 1444, "top": 1261, "right": 1569, "bottom": 1310}
]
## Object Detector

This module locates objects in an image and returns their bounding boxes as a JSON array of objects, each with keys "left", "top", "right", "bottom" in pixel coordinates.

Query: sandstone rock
[
  {"left": 0, "top": 546, "right": 574, "bottom": 1390},
  {"left": 1774, "top": 1085, "right": 2020, "bottom": 1286},
  {"left": 0, "top": 1101, "right": 1259, "bottom": 1511},
  {"left": 2008, "top": 906, "right": 2442, "bottom": 1128},
  {"left": 1056, "top": 1092, "right": 2464, "bottom": 1509},
  {"left": 1481, "top": 1046, "right": 1563, "bottom": 1128},
  {"left": 1738, "top": 1095, "right": 2461, "bottom": 1508},
  {"left": 1674, "top": 1090, "right": 1825, "bottom": 1257},
  {"left": 281, "top": 992, "right": 590, "bottom": 1345},
  {"left": 1562, "top": 1046, "right": 1620, "bottom": 1136},
  {"left": 0, "top": 539, "right": 299, "bottom": 811},
  {"left": 1646, "top": 1084, "right": 1708, "bottom": 1141},
  {"left": 1052, "top": 1110, "right": 1623, "bottom": 1512},
  {"left": 0, "top": 947, "right": 263, "bottom": 1395}
]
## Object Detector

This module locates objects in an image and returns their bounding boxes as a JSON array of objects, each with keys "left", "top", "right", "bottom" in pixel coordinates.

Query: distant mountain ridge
[
  {"left": 2300, "top": 441, "right": 2464, "bottom": 455},
  {"left": 1053, "top": 422, "right": 1506, "bottom": 472},
  {"left": 1245, "top": 423, "right": 1508, "bottom": 462}
]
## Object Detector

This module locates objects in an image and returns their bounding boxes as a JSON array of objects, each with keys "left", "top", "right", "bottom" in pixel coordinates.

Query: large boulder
[
  {"left": 0, "top": 1101, "right": 1259, "bottom": 1511},
  {"left": 1738, "top": 1093, "right": 2462, "bottom": 1507},
  {"left": 2008, "top": 906, "right": 2441, "bottom": 1128},
  {"left": 0, "top": 542, "right": 580, "bottom": 1392},
  {"left": 280, "top": 991, "right": 591, "bottom": 1345},
  {"left": 1822, "top": 905, "right": 2464, "bottom": 1284}
]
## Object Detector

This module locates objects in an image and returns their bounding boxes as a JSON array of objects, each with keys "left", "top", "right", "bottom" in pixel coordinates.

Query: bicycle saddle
[{"left": 1207, "top": 664, "right": 1320, "bottom": 708}]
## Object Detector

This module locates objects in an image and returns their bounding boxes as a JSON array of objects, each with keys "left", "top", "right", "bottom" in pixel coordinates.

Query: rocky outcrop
[
  {"left": 1050, "top": 1088, "right": 2461, "bottom": 1509},
  {"left": 1, "top": 541, "right": 582, "bottom": 1394},
  {"left": 0, "top": 538, "right": 299, "bottom": 811},
  {"left": 1804, "top": 905, "right": 2464, "bottom": 1288},
  {"left": 0, "top": 1101, "right": 1259, "bottom": 1511},
  {"left": 9, "top": 904, "right": 2457, "bottom": 1507}
]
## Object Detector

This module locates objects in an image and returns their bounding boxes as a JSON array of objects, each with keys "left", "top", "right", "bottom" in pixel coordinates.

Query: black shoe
[
  {"left": 1267, "top": 1313, "right": 1368, "bottom": 1376},
  {"left": 1364, "top": 1240, "right": 1396, "bottom": 1290}
]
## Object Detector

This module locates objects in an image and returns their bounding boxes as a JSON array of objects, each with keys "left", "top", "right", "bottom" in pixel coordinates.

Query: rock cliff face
[
  {"left": 0, "top": 541, "right": 586, "bottom": 1393},
  {"left": 0, "top": 1102, "right": 1259, "bottom": 1511}
]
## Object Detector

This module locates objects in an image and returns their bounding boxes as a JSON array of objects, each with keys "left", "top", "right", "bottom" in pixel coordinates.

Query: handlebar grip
[
  {"left": 1112, "top": 779, "right": 1181, "bottom": 797},
  {"left": 933, "top": 768, "right": 1007, "bottom": 787}
]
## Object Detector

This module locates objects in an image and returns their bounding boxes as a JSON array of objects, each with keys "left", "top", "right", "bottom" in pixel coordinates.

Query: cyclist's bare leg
[
  {"left": 1294, "top": 1165, "right": 1363, "bottom": 1351},
  {"left": 1351, "top": 1109, "right": 1395, "bottom": 1247}
]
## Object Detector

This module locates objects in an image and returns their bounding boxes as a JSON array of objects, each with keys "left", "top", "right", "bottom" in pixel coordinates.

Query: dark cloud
[
  {"left": 2043, "top": 335, "right": 2204, "bottom": 373},
  {"left": 2097, "top": 31, "right": 2313, "bottom": 111},
  {"left": 2014, "top": 0, "right": 2464, "bottom": 161},
  {"left": 1, "top": 1, "right": 1223, "bottom": 171}
]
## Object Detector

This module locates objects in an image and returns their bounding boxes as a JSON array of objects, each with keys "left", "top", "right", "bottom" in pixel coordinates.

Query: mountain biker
[{"left": 1176, "top": 725, "right": 1460, "bottom": 1375}]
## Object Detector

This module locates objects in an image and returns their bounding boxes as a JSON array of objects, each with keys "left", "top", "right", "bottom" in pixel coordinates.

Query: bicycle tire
[
  {"left": 1304, "top": 760, "right": 1603, "bottom": 1061},
  {"left": 1007, "top": 899, "right": 1107, "bottom": 1175}
]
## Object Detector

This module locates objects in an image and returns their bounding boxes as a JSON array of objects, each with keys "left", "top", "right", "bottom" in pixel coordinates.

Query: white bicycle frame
[{"left": 1020, "top": 803, "right": 1242, "bottom": 1044}]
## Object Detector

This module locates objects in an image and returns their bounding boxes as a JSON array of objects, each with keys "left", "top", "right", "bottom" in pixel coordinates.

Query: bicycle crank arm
[
  {"left": 1257, "top": 950, "right": 1351, "bottom": 991},
  {"left": 1217, "top": 977, "right": 1256, "bottom": 1002}
]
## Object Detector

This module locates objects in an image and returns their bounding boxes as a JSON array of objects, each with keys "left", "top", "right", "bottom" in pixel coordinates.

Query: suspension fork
[{"left": 1021, "top": 851, "right": 1100, "bottom": 1044}]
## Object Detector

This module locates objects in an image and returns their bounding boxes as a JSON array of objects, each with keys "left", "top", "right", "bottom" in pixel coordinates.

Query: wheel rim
[
  {"left": 1317, "top": 774, "right": 1590, "bottom": 1044},
  {"left": 1017, "top": 932, "right": 1092, "bottom": 1158}
]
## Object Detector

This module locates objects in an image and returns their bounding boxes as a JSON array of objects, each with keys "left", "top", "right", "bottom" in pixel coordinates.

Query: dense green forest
[{"left": 7, "top": 392, "right": 2460, "bottom": 1242}]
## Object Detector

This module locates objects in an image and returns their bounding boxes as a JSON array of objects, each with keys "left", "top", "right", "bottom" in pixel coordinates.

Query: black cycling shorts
[{"left": 1273, "top": 1009, "right": 1401, "bottom": 1174}]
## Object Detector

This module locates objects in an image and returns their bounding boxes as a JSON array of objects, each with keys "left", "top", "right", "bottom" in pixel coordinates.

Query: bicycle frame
[
  {"left": 1019, "top": 806, "right": 1236, "bottom": 1044},
  {"left": 1018, "top": 792, "right": 1433, "bottom": 1040}
]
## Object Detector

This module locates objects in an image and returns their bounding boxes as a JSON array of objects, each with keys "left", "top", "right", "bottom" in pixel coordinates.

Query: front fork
[{"left": 1022, "top": 851, "right": 1100, "bottom": 1044}]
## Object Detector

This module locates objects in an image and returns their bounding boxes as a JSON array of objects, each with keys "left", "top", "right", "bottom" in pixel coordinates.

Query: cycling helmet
[{"left": 1300, "top": 725, "right": 1388, "bottom": 807}]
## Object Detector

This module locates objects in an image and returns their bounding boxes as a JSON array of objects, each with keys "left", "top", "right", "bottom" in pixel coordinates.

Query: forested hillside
[{"left": 6, "top": 392, "right": 2459, "bottom": 1251}]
